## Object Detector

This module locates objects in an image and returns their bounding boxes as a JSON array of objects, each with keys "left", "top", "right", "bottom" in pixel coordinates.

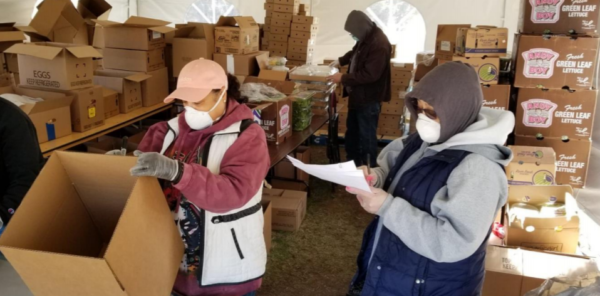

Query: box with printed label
[
  {"left": 290, "top": 30, "right": 317, "bottom": 40},
  {"left": 381, "top": 99, "right": 405, "bottom": 115},
  {"left": 274, "top": 4, "right": 299, "bottom": 14},
  {"left": 435, "top": 24, "right": 471, "bottom": 60},
  {"left": 0, "top": 83, "right": 73, "bottom": 143},
  {"left": 94, "top": 69, "right": 150, "bottom": 114},
  {"left": 288, "top": 44, "right": 314, "bottom": 54},
  {"left": 481, "top": 84, "right": 510, "bottom": 110},
  {"left": 102, "top": 87, "right": 119, "bottom": 119},
  {"left": 248, "top": 98, "right": 292, "bottom": 145},
  {"left": 516, "top": 88, "right": 597, "bottom": 139},
  {"left": 515, "top": 136, "right": 591, "bottom": 188},
  {"left": 214, "top": 51, "right": 269, "bottom": 76},
  {"left": 520, "top": 0, "right": 600, "bottom": 35},
  {"left": 272, "top": 19, "right": 292, "bottom": 28},
  {"left": 272, "top": 12, "right": 294, "bottom": 22},
  {"left": 505, "top": 185, "right": 579, "bottom": 254},
  {"left": 506, "top": 146, "right": 557, "bottom": 186},
  {"left": 172, "top": 23, "right": 215, "bottom": 77},
  {"left": 0, "top": 152, "right": 184, "bottom": 296},
  {"left": 215, "top": 16, "right": 260, "bottom": 55},
  {"left": 455, "top": 26, "right": 509, "bottom": 57},
  {"left": 103, "top": 48, "right": 165, "bottom": 73},
  {"left": 514, "top": 34, "right": 599, "bottom": 91},
  {"left": 18, "top": 0, "right": 86, "bottom": 44},
  {"left": 451, "top": 56, "right": 500, "bottom": 85},
  {"left": 293, "top": 16, "right": 319, "bottom": 25},
  {"left": 291, "top": 24, "right": 319, "bottom": 33},
  {"left": 95, "top": 16, "right": 175, "bottom": 51},
  {"left": 262, "top": 188, "right": 307, "bottom": 232}
]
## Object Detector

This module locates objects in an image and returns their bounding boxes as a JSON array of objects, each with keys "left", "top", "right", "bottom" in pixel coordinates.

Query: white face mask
[
  {"left": 416, "top": 113, "right": 441, "bottom": 143},
  {"left": 184, "top": 91, "right": 225, "bottom": 130}
]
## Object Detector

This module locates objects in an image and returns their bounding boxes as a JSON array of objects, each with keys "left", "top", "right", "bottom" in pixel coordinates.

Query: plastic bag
[
  {"left": 240, "top": 83, "right": 287, "bottom": 103},
  {"left": 290, "top": 65, "right": 339, "bottom": 77},
  {"left": 268, "top": 56, "right": 288, "bottom": 68},
  {"left": 1, "top": 93, "right": 43, "bottom": 107},
  {"left": 525, "top": 277, "right": 600, "bottom": 296}
]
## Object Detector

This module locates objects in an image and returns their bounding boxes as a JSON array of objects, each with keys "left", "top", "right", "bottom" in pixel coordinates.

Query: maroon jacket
[{"left": 138, "top": 99, "right": 269, "bottom": 296}]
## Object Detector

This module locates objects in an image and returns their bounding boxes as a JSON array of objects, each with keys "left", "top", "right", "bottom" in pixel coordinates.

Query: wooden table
[
  {"left": 268, "top": 115, "right": 329, "bottom": 167},
  {"left": 41, "top": 103, "right": 173, "bottom": 157}
]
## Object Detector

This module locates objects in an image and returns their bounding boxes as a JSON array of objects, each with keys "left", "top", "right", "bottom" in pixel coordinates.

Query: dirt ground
[{"left": 258, "top": 146, "right": 374, "bottom": 296}]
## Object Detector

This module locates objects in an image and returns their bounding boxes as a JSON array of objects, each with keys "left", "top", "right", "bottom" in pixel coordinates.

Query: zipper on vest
[
  {"left": 231, "top": 228, "right": 245, "bottom": 260},
  {"left": 197, "top": 208, "right": 206, "bottom": 285}
]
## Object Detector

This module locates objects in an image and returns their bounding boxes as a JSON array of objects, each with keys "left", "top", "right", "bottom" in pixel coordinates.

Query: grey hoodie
[{"left": 370, "top": 108, "right": 515, "bottom": 263}]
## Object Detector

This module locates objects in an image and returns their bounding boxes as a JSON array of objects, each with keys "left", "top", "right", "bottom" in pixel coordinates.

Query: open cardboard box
[
  {"left": 0, "top": 152, "right": 184, "bottom": 296},
  {"left": 506, "top": 146, "right": 556, "bottom": 186},
  {"left": 94, "top": 69, "right": 150, "bottom": 114},
  {"left": 94, "top": 16, "right": 175, "bottom": 51},
  {"left": 17, "top": 0, "right": 86, "bottom": 44},
  {"left": 434, "top": 24, "right": 471, "bottom": 60},
  {"left": 214, "top": 51, "right": 269, "bottom": 76},
  {"left": 78, "top": 0, "right": 112, "bottom": 46},
  {"left": 97, "top": 68, "right": 168, "bottom": 108},
  {"left": 172, "top": 23, "right": 215, "bottom": 77},
  {"left": 103, "top": 47, "right": 166, "bottom": 73},
  {"left": 505, "top": 185, "right": 579, "bottom": 254},
  {"left": 215, "top": 16, "right": 260, "bottom": 55},
  {"left": 0, "top": 80, "right": 73, "bottom": 143},
  {"left": 0, "top": 22, "right": 26, "bottom": 54}
]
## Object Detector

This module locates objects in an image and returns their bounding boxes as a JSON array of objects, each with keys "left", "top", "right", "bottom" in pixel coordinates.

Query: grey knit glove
[{"left": 130, "top": 151, "right": 182, "bottom": 182}]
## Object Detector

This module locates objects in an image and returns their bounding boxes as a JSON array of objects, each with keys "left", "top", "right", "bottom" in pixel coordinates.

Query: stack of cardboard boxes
[
  {"left": 287, "top": 15, "right": 318, "bottom": 67},
  {"left": 512, "top": 0, "right": 600, "bottom": 189},
  {"left": 0, "top": 23, "right": 25, "bottom": 83},
  {"left": 378, "top": 63, "right": 413, "bottom": 138}
]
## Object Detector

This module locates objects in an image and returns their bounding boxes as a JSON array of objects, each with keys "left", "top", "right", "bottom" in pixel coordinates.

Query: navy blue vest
[{"left": 350, "top": 134, "right": 488, "bottom": 296}]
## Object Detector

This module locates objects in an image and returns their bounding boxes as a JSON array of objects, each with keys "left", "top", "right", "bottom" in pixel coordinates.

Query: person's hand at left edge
[
  {"left": 130, "top": 150, "right": 184, "bottom": 183},
  {"left": 328, "top": 73, "right": 344, "bottom": 84},
  {"left": 346, "top": 186, "right": 391, "bottom": 214}
]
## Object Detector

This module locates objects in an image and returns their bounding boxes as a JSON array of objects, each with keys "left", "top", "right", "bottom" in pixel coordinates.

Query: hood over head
[
  {"left": 406, "top": 62, "right": 483, "bottom": 143},
  {"left": 344, "top": 10, "right": 374, "bottom": 41}
]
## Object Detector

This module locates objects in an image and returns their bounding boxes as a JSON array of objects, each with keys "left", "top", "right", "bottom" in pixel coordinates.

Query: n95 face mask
[
  {"left": 416, "top": 113, "right": 441, "bottom": 143},
  {"left": 184, "top": 91, "right": 225, "bottom": 130}
]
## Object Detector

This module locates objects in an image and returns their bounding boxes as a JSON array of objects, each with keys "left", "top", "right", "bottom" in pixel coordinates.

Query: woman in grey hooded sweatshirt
[{"left": 346, "top": 62, "right": 515, "bottom": 296}]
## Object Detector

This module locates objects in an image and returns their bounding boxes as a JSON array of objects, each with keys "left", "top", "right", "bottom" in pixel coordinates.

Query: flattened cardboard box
[
  {"left": 103, "top": 47, "right": 165, "bottom": 73},
  {"left": 456, "top": 26, "right": 509, "bottom": 57},
  {"left": 451, "top": 56, "right": 500, "bottom": 85},
  {"left": 520, "top": 0, "right": 600, "bottom": 35},
  {"left": 94, "top": 16, "right": 174, "bottom": 51},
  {"left": 482, "top": 84, "right": 510, "bottom": 110},
  {"left": 505, "top": 185, "right": 579, "bottom": 254},
  {"left": 215, "top": 16, "right": 260, "bottom": 55},
  {"left": 5, "top": 43, "right": 102, "bottom": 91},
  {"left": 18, "top": 0, "right": 85, "bottom": 44},
  {"left": 214, "top": 51, "right": 269, "bottom": 76},
  {"left": 248, "top": 99, "right": 292, "bottom": 145},
  {"left": 262, "top": 188, "right": 307, "bottom": 232},
  {"left": 514, "top": 35, "right": 599, "bottom": 90},
  {"left": 516, "top": 88, "right": 597, "bottom": 139},
  {"left": 94, "top": 69, "right": 150, "bottom": 114},
  {"left": 0, "top": 152, "right": 184, "bottom": 296},
  {"left": 506, "top": 146, "right": 557, "bottom": 186},
  {"left": 0, "top": 83, "right": 73, "bottom": 143},
  {"left": 102, "top": 87, "right": 119, "bottom": 119},
  {"left": 435, "top": 24, "right": 470, "bottom": 60},
  {"left": 515, "top": 136, "right": 591, "bottom": 188},
  {"left": 172, "top": 23, "right": 215, "bottom": 77}
]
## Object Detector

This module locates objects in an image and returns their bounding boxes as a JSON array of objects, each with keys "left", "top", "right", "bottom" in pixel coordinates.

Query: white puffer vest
[{"left": 161, "top": 118, "right": 266, "bottom": 286}]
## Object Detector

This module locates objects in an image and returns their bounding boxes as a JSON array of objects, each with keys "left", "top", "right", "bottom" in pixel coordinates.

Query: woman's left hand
[
  {"left": 130, "top": 151, "right": 180, "bottom": 181},
  {"left": 346, "top": 186, "right": 390, "bottom": 214}
]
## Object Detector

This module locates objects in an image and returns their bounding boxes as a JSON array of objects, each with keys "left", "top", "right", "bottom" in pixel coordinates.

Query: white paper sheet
[{"left": 286, "top": 156, "right": 372, "bottom": 193}]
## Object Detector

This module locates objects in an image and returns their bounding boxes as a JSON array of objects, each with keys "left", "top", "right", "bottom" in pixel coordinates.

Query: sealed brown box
[
  {"left": 515, "top": 136, "right": 591, "bottom": 188},
  {"left": 435, "top": 24, "right": 471, "bottom": 60},
  {"left": 456, "top": 26, "right": 509, "bottom": 57},
  {"left": 481, "top": 84, "right": 510, "bottom": 110},
  {"left": 5, "top": 43, "right": 102, "bottom": 91},
  {"left": 264, "top": 3, "right": 274, "bottom": 10},
  {"left": 248, "top": 99, "right": 292, "bottom": 145},
  {"left": 378, "top": 114, "right": 402, "bottom": 131},
  {"left": 172, "top": 23, "right": 215, "bottom": 77},
  {"left": 415, "top": 58, "right": 438, "bottom": 82},
  {"left": 506, "top": 146, "right": 557, "bottom": 186},
  {"left": 214, "top": 51, "right": 269, "bottom": 76},
  {"left": 269, "top": 41, "right": 289, "bottom": 51},
  {"left": 262, "top": 188, "right": 307, "bottom": 232},
  {"left": 293, "top": 16, "right": 319, "bottom": 25},
  {"left": 505, "top": 185, "right": 579, "bottom": 254},
  {"left": 288, "top": 51, "right": 313, "bottom": 62},
  {"left": 270, "top": 48, "right": 288, "bottom": 57},
  {"left": 291, "top": 24, "right": 319, "bottom": 33},
  {"left": 272, "top": 19, "right": 292, "bottom": 28},
  {"left": 94, "top": 70, "right": 150, "bottom": 114},
  {"left": 18, "top": 0, "right": 85, "bottom": 44},
  {"left": 274, "top": 0, "right": 300, "bottom": 4},
  {"left": 288, "top": 44, "right": 314, "bottom": 54},
  {"left": 391, "top": 76, "right": 411, "bottom": 87},
  {"left": 482, "top": 246, "right": 592, "bottom": 296},
  {"left": 265, "top": 10, "right": 274, "bottom": 18},
  {"left": 0, "top": 83, "right": 73, "bottom": 143},
  {"left": 0, "top": 152, "right": 184, "bottom": 296},
  {"left": 269, "top": 33, "right": 289, "bottom": 42},
  {"left": 290, "top": 30, "right": 317, "bottom": 40},
  {"left": 263, "top": 24, "right": 272, "bottom": 33},
  {"left": 378, "top": 128, "right": 403, "bottom": 137},
  {"left": 520, "top": 0, "right": 600, "bottom": 35},
  {"left": 102, "top": 87, "right": 119, "bottom": 119},
  {"left": 262, "top": 201, "right": 272, "bottom": 254},
  {"left": 452, "top": 56, "right": 500, "bottom": 85},
  {"left": 516, "top": 88, "right": 597, "bottom": 139},
  {"left": 391, "top": 62, "right": 415, "bottom": 73},
  {"left": 274, "top": 4, "right": 299, "bottom": 14},
  {"left": 103, "top": 48, "right": 165, "bottom": 73},
  {"left": 264, "top": 16, "right": 272, "bottom": 25},
  {"left": 289, "top": 37, "right": 315, "bottom": 47},
  {"left": 271, "top": 26, "right": 291, "bottom": 35},
  {"left": 381, "top": 99, "right": 405, "bottom": 115},
  {"left": 272, "top": 12, "right": 294, "bottom": 22},
  {"left": 514, "top": 35, "right": 599, "bottom": 90},
  {"left": 215, "top": 16, "right": 260, "bottom": 55},
  {"left": 94, "top": 16, "right": 174, "bottom": 51},
  {"left": 274, "top": 146, "right": 311, "bottom": 182}
]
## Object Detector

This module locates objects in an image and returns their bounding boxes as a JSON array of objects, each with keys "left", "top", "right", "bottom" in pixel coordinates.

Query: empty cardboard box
[
  {"left": 214, "top": 51, "right": 269, "bottom": 76},
  {"left": 100, "top": 68, "right": 169, "bottom": 107},
  {"left": 215, "top": 16, "right": 260, "bottom": 55},
  {"left": 94, "top": 69, "right": 150, "bottom": 113},
  {"left": 103, "top": 47, "right": 165, "bottom": 73},
  {"left": 18, "top": 0, "right": 86, "bottom": 44},
  {"left": 262, "top": 188, "right": 307, "bottom": 232},
  {"left": 5, "top": 42, "right": 102, "bottom": 91},
  {"left": 506, "top": 146, "right": 557, "bottom": 186},
  {"left": 0, "top": 151, "right": 184, "bottom": 296},
  {"left": 94, "top": 16, "right": 174, "bottom": 51},
  {"left": 172, "top": 23, "right": 215, "bottom": 77}
]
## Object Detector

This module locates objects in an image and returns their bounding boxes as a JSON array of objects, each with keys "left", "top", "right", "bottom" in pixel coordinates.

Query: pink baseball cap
[{"left": 164, "top": 58, "right": 228, "bottom": 103}]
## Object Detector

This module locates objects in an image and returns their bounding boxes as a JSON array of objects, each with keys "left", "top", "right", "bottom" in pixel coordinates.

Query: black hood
[{"left": 344, "top": 10, "right": 374, "bottom": 41}]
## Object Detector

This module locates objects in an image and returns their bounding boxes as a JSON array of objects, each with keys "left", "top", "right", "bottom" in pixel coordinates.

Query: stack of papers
[{"left": 286, "top": 156, "right": 372, "bottom": 193}]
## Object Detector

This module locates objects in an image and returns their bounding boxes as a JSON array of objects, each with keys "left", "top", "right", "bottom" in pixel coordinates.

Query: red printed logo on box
[
  {"left": 280, "top": 105, "right": 290, "bottom": 130},
  {"left": 529, "top": 0, "right": 565, "bottom": 23},
  {"left": 522, "top": 99, "right": 559, "bottom": 128},
  {"left": 522, "top": 48, "right": 560, "bottom": 79}
]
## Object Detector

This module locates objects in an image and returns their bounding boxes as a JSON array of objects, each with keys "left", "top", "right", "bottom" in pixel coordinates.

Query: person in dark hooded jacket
[
  {"left": 345, "top": 62, "right": 515, "bottom": 296},
  {"left": 329, "top": 10, "right": 392, "bottom": 167}
]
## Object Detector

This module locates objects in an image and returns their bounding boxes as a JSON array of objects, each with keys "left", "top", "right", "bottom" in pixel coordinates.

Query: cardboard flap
[
  {"left": 174, "top": 26, "right": 196, "bottom": 38},
  {"left": 92, "top": 19, "right": 122, "bottom": 27},
  {"left": 15, "top": 25, "right": 38, "bottom": 34},
  {"left": 437, "top": 24, "right": 471, "bottom": 40},
  {"left": 27, "top": 96, "right": 74, "bottom": 115},
  {"left": 66, "top": 46, "right": 103, "bottom": 58},
  {"left": 77, "top": 0, "right": 112, "bottom": 20},
  {"left": 216, "top": 16, "right": 258, "bottom": 28},
  {"left": 189, "top": 23, "right": 214, "bottom": 39},
  {"left": 476, "top": 26, "right": 498, "bottom": 30},
  {"left": 123, "top": 16, "right": 170, "bottom": 28},
  {"left": 125, "top": 73, "right": 152, "bottom": 82},
  {"left": 508, "top": 185, "right": 574, "bottom": 204},
  {"left": 509, "top": 146, "right": 556, "bottom": 165},
  {"left": 149, "top": 26, "right": 176, "bottom": 34},
  {"left": 0, "top": 22, "right": 16, "bottom": 29},
  {"left": 0, "top": 30, "right": 26, "bottom": 42},
  {"left": 4, "top": 43, "right": 63, "bottom": 60}
]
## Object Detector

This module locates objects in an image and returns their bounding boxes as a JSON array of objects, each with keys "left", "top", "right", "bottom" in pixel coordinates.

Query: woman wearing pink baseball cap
[{"left": 130, "top": 59, "right": 269, "bottom": 296}]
